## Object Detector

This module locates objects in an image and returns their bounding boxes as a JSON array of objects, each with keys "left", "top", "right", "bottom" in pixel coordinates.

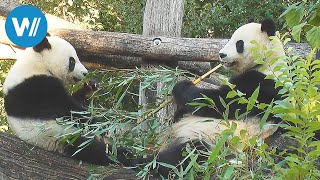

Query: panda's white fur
[
  {"left": 7, "top": 117, "right": 73, "bottom": 153},
  {"left": 4, "top": 35, "right": 130, "bottom": 166},
  {"left": 133, "top": 19, "right": 284, "bottom": 176},
  {"left": 160, "top": 116, "right": 277, "bottom": 152}
]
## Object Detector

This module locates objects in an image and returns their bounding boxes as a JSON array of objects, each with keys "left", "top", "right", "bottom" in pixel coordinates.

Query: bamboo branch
[{"left": 138, "top": 64, "right": 223, "bottom": 123}]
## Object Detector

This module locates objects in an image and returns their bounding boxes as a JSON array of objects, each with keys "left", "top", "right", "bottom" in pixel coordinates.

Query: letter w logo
[{"left": 11, "top": 17, "right": 41, "bottom": 37}]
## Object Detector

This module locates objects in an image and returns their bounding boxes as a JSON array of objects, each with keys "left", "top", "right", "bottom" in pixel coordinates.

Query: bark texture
[
  {"left": 0, "top": 0, "right": 20, "bottom": 16},
  {"left": 0, "top": 132, "right": 140, "bottom": 179},
  {"left": 143, "top": 0, "right": 185, "bottom": 37},
  {"left": 0, "top": 132, "right": 89, "bottom": 179},
  {"left": 139, "top": 0, "right": 185, "bottom": 121}
]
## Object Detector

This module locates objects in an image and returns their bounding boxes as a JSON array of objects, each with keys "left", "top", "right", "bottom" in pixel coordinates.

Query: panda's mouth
[{"left": 221, "top": 61, "right": 237, "bottom": 67}]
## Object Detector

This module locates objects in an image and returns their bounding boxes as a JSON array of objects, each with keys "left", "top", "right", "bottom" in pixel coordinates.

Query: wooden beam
[
  {"left": 0, "top": 26, "right": 226, "bottom": 63},
  {"left": 0, "top": 42, "right": 215, "bottom": 76},
  {"left": 1, "top": 16, "right": 224, "bottom": 63},
  {"left": 2, "top": 26, "right": 313, "bottom": 64},
  {"left": 48, "top": 29, "right": 225, "bottom": 62}
]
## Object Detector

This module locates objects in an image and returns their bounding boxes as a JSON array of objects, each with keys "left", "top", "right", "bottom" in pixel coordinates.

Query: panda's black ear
[
  {"left": 33, "top": 35, "right": 52, "bottom": 53},
  {"left": 261, "top": 18, "right": 276, "bottom": 36},
  {"left": 247, "top": 17, "right": 254, "bottom": 23}
]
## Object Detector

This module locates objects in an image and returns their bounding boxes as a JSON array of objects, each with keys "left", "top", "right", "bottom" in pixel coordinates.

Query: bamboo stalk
[{"left": 138, "top": 64, "right": 223, "bottom": 123}]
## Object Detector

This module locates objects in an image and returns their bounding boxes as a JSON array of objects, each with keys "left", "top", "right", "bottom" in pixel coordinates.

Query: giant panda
[
  {"left": 3, "top": 34, "right": 130, "bottom": 166},
  {"left": 132, "top": 19, "right": 289, "bottom": 177}
]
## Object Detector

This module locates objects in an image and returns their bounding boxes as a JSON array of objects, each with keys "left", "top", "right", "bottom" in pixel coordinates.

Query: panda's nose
[
  {"left": 83, "top": 72, "right": 88, "bottom": 76},
  {"left": 219, "top": 53, "right": 227, "bottom": 59}
]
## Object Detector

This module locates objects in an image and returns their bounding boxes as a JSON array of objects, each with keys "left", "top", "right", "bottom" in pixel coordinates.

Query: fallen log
[
  {"left": 0, "top": 132, "right": 139, "bottom": 180},
  {"left": 49, "top": 29, "right": 226, "bottom": 62},
  {"left": 0, "top": 132, "right": 89, "bottom": 179}
]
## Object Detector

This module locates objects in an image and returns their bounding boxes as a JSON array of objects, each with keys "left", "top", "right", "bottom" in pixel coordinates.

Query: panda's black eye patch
[
  {"left": 236, "top": 40, "right": 244, "bottom": 53},
  {"left": 69, "top": 57, "right": 76, "bottom": 72}
]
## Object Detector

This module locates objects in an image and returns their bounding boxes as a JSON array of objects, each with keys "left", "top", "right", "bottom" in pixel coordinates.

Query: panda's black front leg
[
  {"left": 172, "top": 80, "right": 229, "bottom": 119},
  {"left": 72, "top": 80, "right": 99, "bottom": 107}
]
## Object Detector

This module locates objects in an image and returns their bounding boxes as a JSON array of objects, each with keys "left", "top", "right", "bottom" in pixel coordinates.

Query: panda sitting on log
[{"left": 3, "top": 34, "right": 130, "bottom": 166}]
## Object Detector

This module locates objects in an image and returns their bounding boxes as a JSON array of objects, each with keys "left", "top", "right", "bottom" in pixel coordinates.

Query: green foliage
[
  {"left": 251, "top": 32, "right": 320, "bottom": 179},
  {"left": 183, "top": 0, "right": 287, "bottom": 38},
  {"left": 0, "top": 60, "right": 13, "bottom": 132},
  {"left": 273, "top": 49, "right": 320, "bottom": 179},
  {"left": 273, "top": 4, "right": 320, "bottom": 177},
  {"left": 23, "top": 0, "right": 103, "bottom": 30},
  {"left": 280, "top": 1, "right": 320, "bottom": 47},
  {"left": 24, "top": 0, "right": 145, "bottom": 33},
  {"left": 103, "top": 0, "right": 145, "bottom": 34}
]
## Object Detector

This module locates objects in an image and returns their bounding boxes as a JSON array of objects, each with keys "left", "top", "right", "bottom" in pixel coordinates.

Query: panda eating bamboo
[
  {"left": 131, "top": 18, "right": 296, "bottom": 177},
  {"left": 3, "top": 34, "right": 130, "bottom": 166}
]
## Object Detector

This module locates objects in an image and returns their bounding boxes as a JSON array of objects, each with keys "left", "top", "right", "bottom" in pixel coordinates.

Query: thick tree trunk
[
  {"left": 142, "top": 0, "right": 185, "bottom": 37},
  {"left": 0, "top": 132, "right": 89, "bottom": 179},
  {"left": 139, "top": 0, "right": 185, "bottom": 121},
  {"left": 0, "top": 132, "right": 139, "bottom": 179}
]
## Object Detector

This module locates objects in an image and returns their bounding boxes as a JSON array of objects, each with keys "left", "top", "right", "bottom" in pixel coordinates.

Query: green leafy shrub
[
  {"left": 280, "top": 1, "right": 320, "bottom": 48},
  {"left": 182, "top": 0, "right": 287, "bottom": 38},
  {"left": 24, "top": 0, "right": 144, "bottom": 33},
  {"left": 0, "top": 60, "right": 14, "bottom": 132}
]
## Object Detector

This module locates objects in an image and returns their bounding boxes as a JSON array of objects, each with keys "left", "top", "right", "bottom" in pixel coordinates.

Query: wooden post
[{"left": 139, "top": 0, "right": 185, "bottom": 121}]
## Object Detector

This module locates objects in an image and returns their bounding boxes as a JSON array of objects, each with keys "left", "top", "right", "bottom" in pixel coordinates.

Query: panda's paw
[
  {"left": 116, "top": 147, "right": 134, "bottom": 167},
  {"left": 172, "top": 80, "right": 194, "bottom": 96},
  {"left": 172, "top": 80, "right": 203, "bottom": 109},
  {"left": 80, "top": 79, "right": 100, "bottom": 95},
  {"left": 85, "top": 79, "right": 100, "bottom": 92}
]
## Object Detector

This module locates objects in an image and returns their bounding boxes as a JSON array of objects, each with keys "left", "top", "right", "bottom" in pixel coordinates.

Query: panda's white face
[
  {"left": 219, "top": 23, "right": 271, "bottom": 74},
  {"left": 3, "top": 36, "right": 88, "bottom": 94},
  {"left": 41, "top": 36, "right": 88, "bottom": 84}
]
